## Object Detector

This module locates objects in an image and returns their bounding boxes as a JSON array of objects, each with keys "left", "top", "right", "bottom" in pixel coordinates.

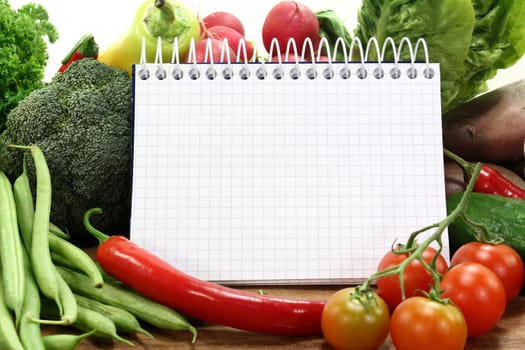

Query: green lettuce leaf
[
  {"left": 353, "top": 0, "right": 525, "bottom": 113},
  {"left": 317, "top": 9, "right": 353, "bottom": 61},
  {"left": 453, "top": 0, "right": 525, "bottom": 110},
  {"left": 353, "top": 0, "right": 475, "bottom": 113}
]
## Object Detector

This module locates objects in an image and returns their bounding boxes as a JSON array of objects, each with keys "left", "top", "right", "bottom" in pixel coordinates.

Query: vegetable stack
[{"left": 0, "top": 144, "right": 196, "bottom": 349}]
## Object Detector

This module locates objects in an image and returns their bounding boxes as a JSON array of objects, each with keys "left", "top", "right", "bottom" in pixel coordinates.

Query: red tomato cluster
[
  {"left": 442, "top": 242, "right": 524, "bottom": 337},
  {"left": 321, "top": 242, "right": 525, "bottom": 350},
  {"left": 376, "top": 246, "right": 448, "bottom": 309}
]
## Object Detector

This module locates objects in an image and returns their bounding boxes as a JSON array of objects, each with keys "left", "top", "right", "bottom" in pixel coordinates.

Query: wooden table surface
[{"left": 41, "top": 285, "right": 525, "bottom": 350}]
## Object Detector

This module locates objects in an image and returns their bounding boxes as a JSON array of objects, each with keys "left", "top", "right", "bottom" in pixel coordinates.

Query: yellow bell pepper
[{"left": 99, "top": 0, "right": 200, "bottom": 76}]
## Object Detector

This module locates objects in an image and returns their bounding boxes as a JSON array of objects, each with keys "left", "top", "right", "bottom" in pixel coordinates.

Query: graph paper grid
[{"left": 130, "top": 62, "right": 447, "bottom": 284}]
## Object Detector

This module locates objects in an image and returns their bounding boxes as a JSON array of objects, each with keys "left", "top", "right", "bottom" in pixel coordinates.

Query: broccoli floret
[{"left": 0, "top": 58, "right": 132, "bottom": 246}]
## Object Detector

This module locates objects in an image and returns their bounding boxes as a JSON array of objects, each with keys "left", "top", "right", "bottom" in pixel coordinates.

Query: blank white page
[{"left": 130, "top": 61, "right": 447, "bottom": 284}]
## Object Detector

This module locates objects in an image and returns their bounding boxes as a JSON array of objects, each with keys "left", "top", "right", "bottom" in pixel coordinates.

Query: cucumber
[{"left": 447, "top": 192, "right": 525, "bottom": 261}]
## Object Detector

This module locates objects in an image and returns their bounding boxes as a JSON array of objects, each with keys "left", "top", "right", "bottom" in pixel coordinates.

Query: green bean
[
  {"left": 55, "top": 269, "right": 78, "bottom": 325},
  {"left": 26, "top": 270, "right": 77, "bottom": 327},
  {"left": 0, "top": 171, "right": 26, "bottom": 325},
  {"left": 40, "top": 299, "right": 133, "bottom": 346},
  {"left": 11, "top": 152, "right": 76, "bottom": 334},
  {"left": 50, "top": 251, "right": 78, "bottom": 270},
  {"left": 49, "top": 222, "right": 70, "bottom": 240},
  {"left": 12, "top": 158, "right": 34, "bottom": 251},
  {"left": 74, "top": 305, "right": 134, "bottom": 346},
  {"left": 74, "top": 293, "right": 153, "bottom": 337},
  {"left": 57, "top": 266, "right": 197, "bottom": 340},
  {"left": 19, "top": 248, "right": 46, "bottom": 350},
  {"left": 95, "top": 262, "right": 122, "bottom": 285},
  {"left": 8, "top": 145, "right": 62, "bottom": 315},
  {"left": 51, "top": 252, "right": 112, "bottom": 286},
  {"left": 49, "top": 233, "right": 104, "bottom": 288},
  {"left": 0, "top": 277, "right": 24, "bottom": 350},
  {"left": 41, "top": 329, "right": 95, "bottom": 350}
]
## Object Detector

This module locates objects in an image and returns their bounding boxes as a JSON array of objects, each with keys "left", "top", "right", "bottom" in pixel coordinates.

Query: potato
[
  {"left": 442, "top": 79, "right": 525, "bottom": 163},
  {"left": 444, "top": 162, "right": 466, "bottom": 196}
]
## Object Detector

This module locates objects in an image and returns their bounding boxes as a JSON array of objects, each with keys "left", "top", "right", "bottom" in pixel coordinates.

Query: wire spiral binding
[{"left": 136, "top": 36, "right": 435, "bottom": 82}]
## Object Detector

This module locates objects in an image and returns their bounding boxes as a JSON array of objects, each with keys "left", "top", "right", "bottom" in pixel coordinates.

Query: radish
[
  {"left": 262, "top": 1, "right": 320, "bottom": 57},
  {"left": 270, "top": 53, "right": 304, "bottom": 63},
  {"left": 185, "top": 38, "right": 237, "bottom": 63},
  {"left": 204, "top": 25, "right": 255, "bottom": 62},
  {"left": 201, "top": 11, "right": 245, "bottom": 36},
  {"left": 270, "top": 54, "right": 332, "bottom": 63}
]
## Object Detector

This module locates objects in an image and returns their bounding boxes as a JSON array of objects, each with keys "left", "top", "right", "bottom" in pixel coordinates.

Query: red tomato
[
  {"left": 441, "top": 262, "right": 506, "bottom": 337},
  {"left": 390, "top": 296, "right": 467, "bottom": 350},
  {"left": 451, "top": 242, "right": 524, "bottom": 302},
  {"left": 376, "top": 246, "right": 448, "bottom": 309},
  {"left": 321, "top": 287, "right": 390, "bottom": 350}
]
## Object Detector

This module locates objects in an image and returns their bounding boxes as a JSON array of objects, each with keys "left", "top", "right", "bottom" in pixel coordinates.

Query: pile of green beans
[{"left": 0, "top": 145, "right": 196, "bottom": 349}]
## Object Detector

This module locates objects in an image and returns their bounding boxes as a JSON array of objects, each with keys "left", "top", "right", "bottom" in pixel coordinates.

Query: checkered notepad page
[{"left": 130, "top": 61, "right": 446, "bottom": 284}]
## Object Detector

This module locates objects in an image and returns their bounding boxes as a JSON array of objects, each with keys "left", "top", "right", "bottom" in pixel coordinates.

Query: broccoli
[
  {"left": 0, "top": 58, "right": 132, "bottom": 246},
  {"left": 0, "top": 0, "right": 58, "bottom": 131}
]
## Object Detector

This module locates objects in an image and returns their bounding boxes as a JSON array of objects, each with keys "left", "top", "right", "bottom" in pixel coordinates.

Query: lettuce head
[{"left": 354, "top": 0, "right": 525, "bottom": 113}]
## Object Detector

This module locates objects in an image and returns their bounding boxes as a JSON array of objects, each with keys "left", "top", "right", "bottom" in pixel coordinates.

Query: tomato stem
[
  {"left": 350, "top": 287, "right": 382, "bottom": 312},
  {"left": 359, "top": 162, "right": 483, "bottom": 302}
]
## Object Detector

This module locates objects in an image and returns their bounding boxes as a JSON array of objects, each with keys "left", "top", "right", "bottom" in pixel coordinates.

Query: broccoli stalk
[{"left": 0, "top": 58, "right": 132, "bottom": 246}]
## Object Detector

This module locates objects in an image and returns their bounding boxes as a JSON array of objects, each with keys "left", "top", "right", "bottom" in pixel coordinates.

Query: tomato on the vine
[
  {"left": 390, "top": 296, "right": 467, "bottom": 350},
  {"left": 451, "top": 242, "right": 525, "bottom": 302},
  {"left": 441, "top": 261, "right": 506, "bottom": 337},
  {"left": 321, "top": 287, "right": 390, "bottom": 350},
  {"left": 376, "top": 246, "right": 448, "bottom": 309}
]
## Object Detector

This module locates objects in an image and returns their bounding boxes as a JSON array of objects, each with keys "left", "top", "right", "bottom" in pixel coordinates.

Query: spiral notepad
[{"left": 130, "top": 37, "right": 447, "bottom": 284}]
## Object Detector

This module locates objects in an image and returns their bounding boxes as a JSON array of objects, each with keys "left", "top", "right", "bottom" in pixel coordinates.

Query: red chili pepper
[
  {"left": 471, "top": 165, "right": 525, "bottom": 199},
  {"left": 84, "top": 208, "right": 324, "bottom": 336},
  {"left": 58, "top": 34, "right": 99, "bottom": 73},
  {"left": 444, "top": 149, "right": 525, "bottom": 200}
]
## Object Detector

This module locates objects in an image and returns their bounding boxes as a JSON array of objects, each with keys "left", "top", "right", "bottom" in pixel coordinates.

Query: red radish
[
  {"left": 262, "top": 1, "right": 320, "bottom": 57},
  {"left": 185, "top": 38, "right": 237, "bottom": 63},
  {"left": 204, "top": 25, "right": 255, "bottom": 61},
  {"left": 270, "top": 53, "right": 304, "bottom": 63},
  {"left": 201, "top": 11, "right": 245, "bottom": 36},
  {"left": 314, "top": 55, "right": 331, "bottom": 62},
  {"left": 270, "top": 54, "right": 332, "bottom": 63}
]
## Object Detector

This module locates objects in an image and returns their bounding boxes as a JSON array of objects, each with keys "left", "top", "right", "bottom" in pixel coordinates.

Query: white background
[{"left": 10, "top": 0, "right": 525, "bottom": 88}]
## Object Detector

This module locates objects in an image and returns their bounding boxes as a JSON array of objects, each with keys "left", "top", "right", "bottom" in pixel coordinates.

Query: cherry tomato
[
  {"left": 451, "top": 242, "right": 525, "bottom": 302},
  {"left": 321, "top": 287, "right": 390, "bottom": 350},
  {"left": 390, "top": 296, "right": 467, "bottom": 350},
  {"left": 441, "top": 262, "right": 506, "bottom": 337},
  {"left": 376, "top": 246, "right": 448, "bottom": 309}
]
